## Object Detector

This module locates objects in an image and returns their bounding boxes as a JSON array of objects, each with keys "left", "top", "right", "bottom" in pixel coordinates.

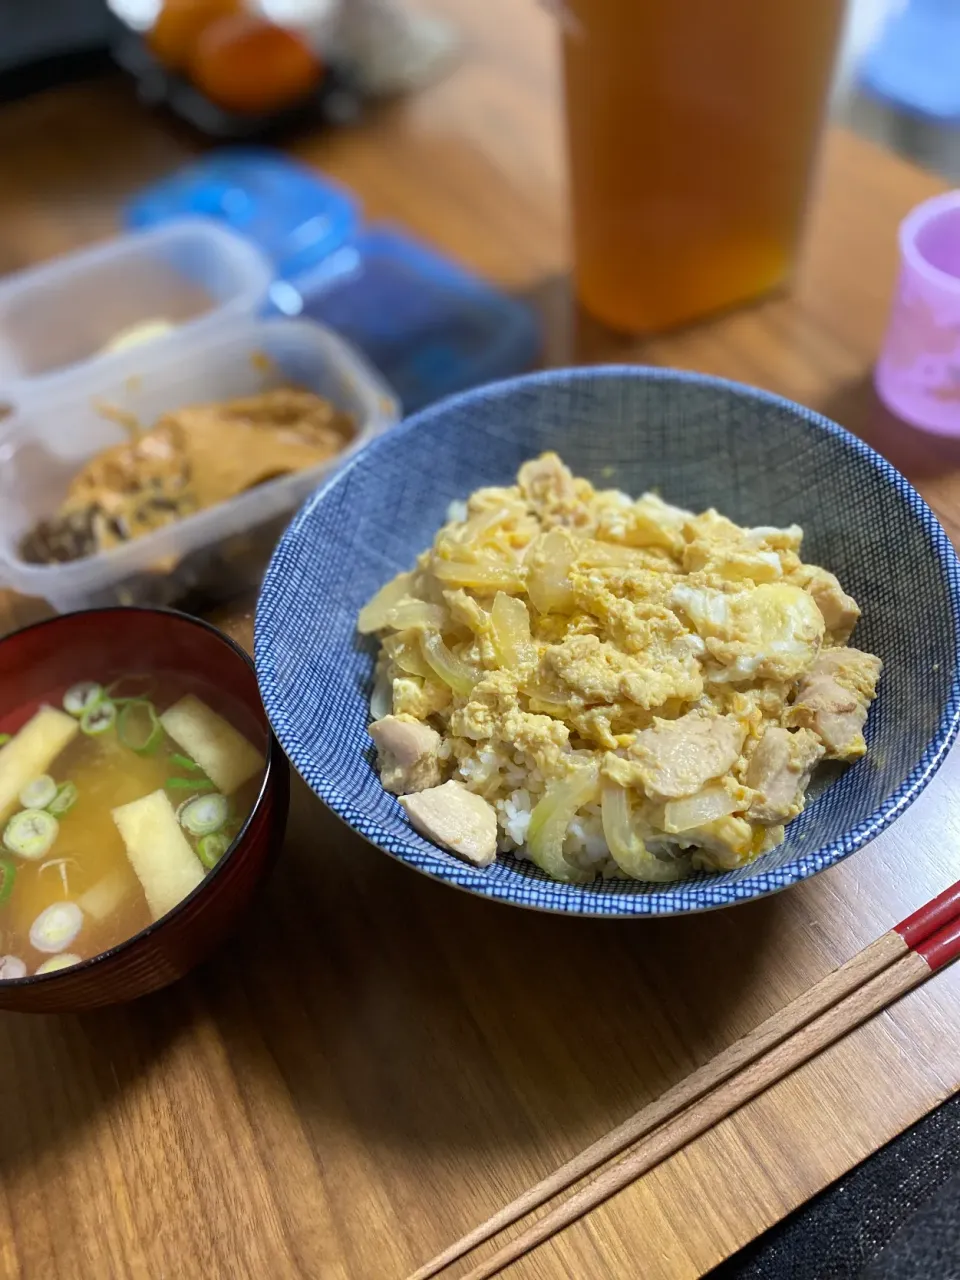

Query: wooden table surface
[{"left": 2, "top": 4, "right": 960, "bottom": 1279}]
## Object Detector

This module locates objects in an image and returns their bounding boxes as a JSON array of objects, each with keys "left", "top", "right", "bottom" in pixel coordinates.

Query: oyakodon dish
[{"left": 358, "top": 454, "right": 882, "bottom": 884}]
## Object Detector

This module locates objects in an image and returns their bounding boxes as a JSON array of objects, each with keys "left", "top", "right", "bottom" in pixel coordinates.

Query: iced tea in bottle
[{"left": 560, "top": 0, "right": 845, "bottom": 332}]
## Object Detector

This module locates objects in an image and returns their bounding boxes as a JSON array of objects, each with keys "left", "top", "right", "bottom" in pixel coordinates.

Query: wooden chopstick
[
  {"left": 410, "top": 880, "right": 960, "bottom": 1280},
  {"left": 460, "top": 913, "right": 960, "bottom": 1280}
]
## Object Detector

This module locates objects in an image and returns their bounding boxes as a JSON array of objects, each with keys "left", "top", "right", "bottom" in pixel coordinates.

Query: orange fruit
[
  {"left": 188, "top": 15, "right": 322, "bottom": 116},
  {"left": 148, "top": 0, "right": 242, "bottom": 72}
]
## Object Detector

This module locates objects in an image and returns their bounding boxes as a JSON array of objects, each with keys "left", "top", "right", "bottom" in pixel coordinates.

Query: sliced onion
[
  {"left": 420, "top": 631, "right": 479, "bottom": 696},
  {"left": 526, "top": 763, "right": 600, "bottom": 882},
  {"left": 490, "top": 593, "right": 536, "bottom": 670},
  {"left": 358, "top": 572, "right": 414, "bottom": 634},
  {"left": 450, "top": 501, "right": 512, "bottom": 542},
  {"left": 525, "top": 529, "right": 576, "bottom": 614},
  {"left": 601, "top": 782, "right": 691, "bottom": 882},
  {"left": 431, "top": 556, "right": 525, "bottom": 594},
  {"left": 385, "top": 600, "right": 447, "bottom": 631},
  {"left": 78, "top": 869, "right": 131, "bottom": 922},
  {"left": 369, "top": 670, "right": 392, "bottom": 721},
  {"left": 387, "top": 633, "right": 433, "bottom": 678},
  {"left": 662, "top": 785, "right": 742, "bottom": 834}
]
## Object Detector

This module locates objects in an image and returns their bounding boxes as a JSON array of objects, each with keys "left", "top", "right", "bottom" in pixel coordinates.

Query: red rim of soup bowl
[{"left": 0, "top": 607, "right": 290, "bottom": 1012}]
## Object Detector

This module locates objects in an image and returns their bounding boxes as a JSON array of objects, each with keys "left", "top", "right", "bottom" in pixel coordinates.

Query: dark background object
[
  {"left": 112, "top": 26, "right": 364, "bottom": 141},
  {"left": 710, "top": 1092, "right": 960, "bottom": 1280},
  {"left": 0, "top": 0, "right": 113, "bottom": 104},
  {"left": 0, "top": 1, "right": 363, "bottom": 139}
]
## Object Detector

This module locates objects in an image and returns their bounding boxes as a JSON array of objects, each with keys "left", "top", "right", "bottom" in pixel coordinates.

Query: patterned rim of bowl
[{"left": 256, "top": 366, "right": 960, "bottom": 917}]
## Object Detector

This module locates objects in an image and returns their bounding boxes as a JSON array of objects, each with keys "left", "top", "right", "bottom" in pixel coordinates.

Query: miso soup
[{"left": 0, "top": 672, "right": 265, "bottom": 980}]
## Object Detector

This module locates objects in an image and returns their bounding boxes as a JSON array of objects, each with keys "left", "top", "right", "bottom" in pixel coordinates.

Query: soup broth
[{"left": 0, "top": 672, "right": 265, "bottom": 979}]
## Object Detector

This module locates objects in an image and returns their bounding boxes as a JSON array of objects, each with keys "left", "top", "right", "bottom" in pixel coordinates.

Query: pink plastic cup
[{"left": 876, "top": 190, "right": 960, "bottom": 436}]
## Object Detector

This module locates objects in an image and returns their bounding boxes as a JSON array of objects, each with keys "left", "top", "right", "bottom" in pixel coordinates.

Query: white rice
[
  {"left": 457, "top": 748, "right": 502, "bottom": 789},
  {"left": 563, "top": 804, "right": 609, "bottom": 869},
  {"left": 497, "top": 789, "right": 534, "bottom": 850}
]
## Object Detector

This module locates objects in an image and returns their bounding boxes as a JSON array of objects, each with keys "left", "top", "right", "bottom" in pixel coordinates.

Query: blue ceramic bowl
[{"left": 255, "top": 368, "right": 960, "bottom": 916}]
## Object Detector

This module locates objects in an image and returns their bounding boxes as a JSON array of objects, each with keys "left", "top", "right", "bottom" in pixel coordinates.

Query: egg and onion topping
[{"left": 359, "top": 454, "right": 881, "bottom": 883}]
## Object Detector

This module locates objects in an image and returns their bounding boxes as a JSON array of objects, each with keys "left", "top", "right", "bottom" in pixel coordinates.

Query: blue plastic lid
[
  {"left": 125, "top": 147, "right": 360, "bottom": 280},
  {"left": 273, "top": 224, "right": 540, "bottom": 414},
  {"left": 125, "top": 151, "right": 541, "bottom": 413},
  {"left": 859, "top": 0, "right": 960, "bottom": 121}
]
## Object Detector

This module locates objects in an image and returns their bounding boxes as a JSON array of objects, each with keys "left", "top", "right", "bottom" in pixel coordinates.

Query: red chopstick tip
[
  {"left": 894, "top": 881, "right": 960, "bottom": 949},
  {"left": 915, "top": 916, "right": 960, "bottom": 971}
]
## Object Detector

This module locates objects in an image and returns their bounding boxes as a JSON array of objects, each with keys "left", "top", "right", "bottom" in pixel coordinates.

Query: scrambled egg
[{"left": 359, "top": 454, "right": 882, "bottom": 883}]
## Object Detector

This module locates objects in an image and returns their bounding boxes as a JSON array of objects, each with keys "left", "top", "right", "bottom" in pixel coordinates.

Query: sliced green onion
[
  {"left": 29, "top": 901, "right": 82, "bottom": 953},
  {"left": 3, "top": 809, "right": 59, "bottom": 860},
  {"left": 81, "top": 699, "right": 116, "bottom": 736},
  {"left": 47, "top": 781, "right": 78, "bottom": 817},
  {"left": 63, "top": 682, "right": 104, "bottom": 717},
  {"left": 35, "top": 953, "right": 81, "bottom": 975},
  {"left": 166, "top": 777, "right": 216, "bottom": 791},
  {"left": 170, "top": 753, "right": 202, "bottom": 772},
  {"left": 0, "top": 857, "right": 16, "bottom": 905},
  {"left": 18, "top": 775, "right": 56, "bottom": 810},
  {"left": 197, "top": 832, "right": 231, "bottom": 869},
  {"left": 0, "top": 733, "right": 11, "bottom": 748},
  {"left": 105, "top": 674, "right": 155, "bottom": 703},
  {"left": 178, "top": 793, "right": 228, "bottom": 837},
  {"left": 118, "top": 699, "right": 162, "bottom": 755}
]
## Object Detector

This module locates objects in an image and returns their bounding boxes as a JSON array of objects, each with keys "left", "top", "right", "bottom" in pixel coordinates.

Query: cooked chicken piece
[
  {"left": 519, "top": 451, "right": 576, "bottom": 500},
  {"left": 518, "top": 453, "right": 592, "bottom": 529},
  {"left": 785, "top": 647, "right": 882, "bottom": 760},
  {"left": 399, "top": 780, "right": 498, "bottom": 866},
  {"left": 606, "top": 711, "right": 747, "bottom": 800},
  {"left": 745, "top": 726, "right": 824, "bottom": 824},
  {"left": 794, "top": 566, "right": 861, "bottom": 643},
  {"left": 369, "top": 715, "right": 443, "bottom": 795}
]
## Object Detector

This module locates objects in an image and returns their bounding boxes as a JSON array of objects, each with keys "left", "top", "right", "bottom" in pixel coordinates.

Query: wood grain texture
[
  {"left": 1, "top": 2, "right": 959, "bottom": 1278},
  {"left": 411, "top": 931, "right": 911, "bottom": 1280},
  {"left": 461, "top": 949, "right": 940, "bottom": 1280}
]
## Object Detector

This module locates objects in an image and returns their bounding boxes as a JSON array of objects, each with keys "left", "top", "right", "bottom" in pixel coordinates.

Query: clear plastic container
[
  {"left": 0, "top": 318, "right": 398, "bottom": 612},
  {"left": 0, "top": 219, "right": 272, "bottom": 403}
]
